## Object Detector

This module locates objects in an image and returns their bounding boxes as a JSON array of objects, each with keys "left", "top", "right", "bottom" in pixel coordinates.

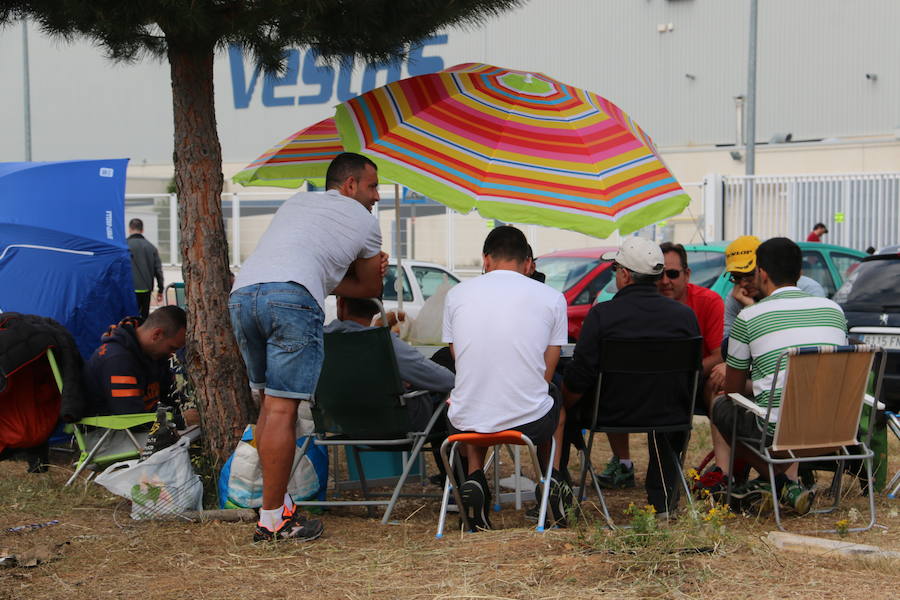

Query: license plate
[{"left": 862, "top": 334, "right": 900, "bottom": 350}]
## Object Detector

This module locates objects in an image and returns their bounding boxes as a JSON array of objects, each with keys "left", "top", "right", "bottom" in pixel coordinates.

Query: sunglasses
[
  {"left": 662, "top": 269, "right": 682, "bottom": 280},
  {"left": 728, "top": 270, "right": 756, "bottom": 284}
]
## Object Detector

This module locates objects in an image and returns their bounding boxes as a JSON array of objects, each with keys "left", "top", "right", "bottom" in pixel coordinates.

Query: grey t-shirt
[
  {"left": 723, "top": 274, "right": 827, "bottom": 338},
  {"left": 232, "top": 190, "right": 381, "bottom": 309}
]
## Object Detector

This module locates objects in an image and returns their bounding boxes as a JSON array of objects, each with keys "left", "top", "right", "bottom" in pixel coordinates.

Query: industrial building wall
[{"left": 2, "top": 0, "right": 899, "bottom": 167}]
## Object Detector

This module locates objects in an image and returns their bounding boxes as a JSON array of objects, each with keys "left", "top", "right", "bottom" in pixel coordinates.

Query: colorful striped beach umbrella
[
  {"left": 336, "top": 63, "right": 690, "bottom": 237},
  {"left": 232, "top": 117, "right": 342, "bottom": 188}
]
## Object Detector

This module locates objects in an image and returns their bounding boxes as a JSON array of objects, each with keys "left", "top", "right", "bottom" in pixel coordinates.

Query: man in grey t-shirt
[{"left": 230, "top": 153, "right": 387, "bottom": 542}]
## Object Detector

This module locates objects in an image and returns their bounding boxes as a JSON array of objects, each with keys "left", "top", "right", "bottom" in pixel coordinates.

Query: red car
[{"left": 535, "top": 247, "right": 617, "bottom": 341}]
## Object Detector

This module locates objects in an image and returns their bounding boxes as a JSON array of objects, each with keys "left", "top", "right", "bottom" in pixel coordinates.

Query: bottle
[{"left": 140, "top": 406, "right": 180, "bottom": 460}]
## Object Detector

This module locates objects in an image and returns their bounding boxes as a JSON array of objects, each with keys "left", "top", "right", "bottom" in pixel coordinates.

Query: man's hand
[
  {"left": 707, "top": 362, "right": 727, "bottom": 395},
  {"left": 379, "top": 251, "right": 389, "bottom": 277},
  {"left": 156, "top": 291, "right": 163, "bottom": 304},
  {"left": 372, "top": 310, "right": 407, "bottom": 328},
  {"left": 731, "top": 284, "right": 755, "bottom": 307}
]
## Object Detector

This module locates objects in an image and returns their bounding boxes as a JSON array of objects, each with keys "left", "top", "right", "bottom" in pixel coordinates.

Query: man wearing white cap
[{"left": 563, "top": 237, "right": 700, "bottom": 514}]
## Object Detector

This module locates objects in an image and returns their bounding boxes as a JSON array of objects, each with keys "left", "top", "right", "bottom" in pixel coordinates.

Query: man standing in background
[
  {"left": 127, "top": 218, "right": 164, "bottom": 320},
  {"left": 806, "top": 222, "right": 828, "bottom": 242}
]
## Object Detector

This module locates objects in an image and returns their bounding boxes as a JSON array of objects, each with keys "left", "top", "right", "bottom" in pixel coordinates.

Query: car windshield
[
  {"left": 835, "top": 257, "right": 900, "bottom": 312},
  {"left": 685, "top": 251, "right": 727, "bottom": 288},
  {"left": 536, "top": 257, "right": 602, "bottom": 292}
]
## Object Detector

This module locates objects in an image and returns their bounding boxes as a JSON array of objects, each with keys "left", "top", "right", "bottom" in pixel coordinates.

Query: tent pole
[{"left": 394, "top": 183, "right": 403, "bottom": 314}]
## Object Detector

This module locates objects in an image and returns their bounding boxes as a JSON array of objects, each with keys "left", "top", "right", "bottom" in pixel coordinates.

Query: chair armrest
[
  {"left": 863, "top": 394, "right": 885, "bottom": 411},
  {"left": 402, "top": 390, "right": 431, "bottom": 399},
  {"left": 727, "top": 393, "right": 768, "bottom": 419},
  {"left": 73, "top": 412, "right": 165, "bottom": 430}
]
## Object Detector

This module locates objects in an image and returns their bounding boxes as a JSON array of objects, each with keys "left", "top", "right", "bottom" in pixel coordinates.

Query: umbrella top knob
[{"left": 524, "top": 73, "right": 533, "bottom": 84}]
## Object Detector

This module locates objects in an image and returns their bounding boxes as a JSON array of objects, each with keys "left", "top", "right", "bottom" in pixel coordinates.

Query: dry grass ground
[{"left": 2, "top": 423, "right": 899, "bottom": 600}]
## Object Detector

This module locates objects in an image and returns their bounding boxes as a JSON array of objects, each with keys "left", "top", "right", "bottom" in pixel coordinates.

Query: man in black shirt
[{"left": 563, "top": 237, "right": 700, "bottom": 513}]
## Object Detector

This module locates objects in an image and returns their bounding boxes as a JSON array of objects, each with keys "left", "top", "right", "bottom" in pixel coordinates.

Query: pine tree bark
[{"left": 167, "top": 40, "right": 255, "bottom": 466}]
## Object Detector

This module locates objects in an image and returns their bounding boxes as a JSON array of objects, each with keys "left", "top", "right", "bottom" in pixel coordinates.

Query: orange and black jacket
[{"left": 82, "top": 319, "right": 173, "bottom": 415}]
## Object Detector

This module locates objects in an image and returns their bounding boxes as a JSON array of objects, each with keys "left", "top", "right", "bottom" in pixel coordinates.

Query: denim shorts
[{"left": 229, "top": 282, "right": 324, "bottom": 400}]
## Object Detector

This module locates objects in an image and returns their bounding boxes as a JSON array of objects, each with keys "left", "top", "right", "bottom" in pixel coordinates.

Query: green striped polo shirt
[{"left": 725, "top": 286, "right": 847, "bottom": 420}]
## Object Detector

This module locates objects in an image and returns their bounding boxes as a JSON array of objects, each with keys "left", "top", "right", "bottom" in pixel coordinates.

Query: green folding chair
[
  {"left": 53, "top": 349, "right": 168, "bottom": 486},
  {"left": 295, "top": 320, "right": 446, "bottom": 524},
  {"left": 164, "top": 282, "right": 186, "bottom": 309}
]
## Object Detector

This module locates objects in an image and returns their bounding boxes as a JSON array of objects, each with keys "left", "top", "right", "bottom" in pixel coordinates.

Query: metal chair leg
[{"left": 65, "top": 428, "right": 113, "bottom": 486}]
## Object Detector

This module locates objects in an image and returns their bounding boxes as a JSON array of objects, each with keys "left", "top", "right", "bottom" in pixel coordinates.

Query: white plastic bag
[
  {"left": 95, "top": 436, "right": 203, "bottom": 519},
  {"left": 405, "top": 280, "right": 454, "bottom": 345}
]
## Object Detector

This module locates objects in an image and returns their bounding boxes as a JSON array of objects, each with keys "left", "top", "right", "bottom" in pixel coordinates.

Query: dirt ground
[{"left": 2, "top": 424, "right": 899, "bottom": 600}]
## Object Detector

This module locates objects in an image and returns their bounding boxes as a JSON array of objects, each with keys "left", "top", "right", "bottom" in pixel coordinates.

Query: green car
[{"left": 595, "top": 241, "right": 867, "bottom": 303}]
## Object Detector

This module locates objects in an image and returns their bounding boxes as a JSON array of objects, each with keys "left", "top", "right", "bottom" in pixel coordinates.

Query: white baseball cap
[{"left": 601, "top": 237, "right": 664, "bottom": 275}]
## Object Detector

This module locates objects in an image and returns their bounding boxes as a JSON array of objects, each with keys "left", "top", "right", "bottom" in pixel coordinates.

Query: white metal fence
[{"left": 710, "top": 172, "right": 900, "bottom": 250}]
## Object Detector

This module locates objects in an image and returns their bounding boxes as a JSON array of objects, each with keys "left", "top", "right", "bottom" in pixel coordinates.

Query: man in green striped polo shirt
[{"left": 710, "top": 237, "right": 847, "bottom": 515}]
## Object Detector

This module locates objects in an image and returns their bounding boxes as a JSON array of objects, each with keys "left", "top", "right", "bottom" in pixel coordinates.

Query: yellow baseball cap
[{"left": 725, "top": 235, "right": 761, "bottom": 273}]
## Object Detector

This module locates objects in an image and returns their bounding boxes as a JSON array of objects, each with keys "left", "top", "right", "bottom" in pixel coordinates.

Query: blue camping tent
[{"left": 0, "top": 160, "right": 138, "bottom": 358}]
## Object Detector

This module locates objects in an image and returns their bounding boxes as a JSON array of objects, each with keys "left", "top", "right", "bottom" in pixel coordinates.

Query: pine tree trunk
[{"left": 167, "top": 41, "right": 254, "bottom": 466}]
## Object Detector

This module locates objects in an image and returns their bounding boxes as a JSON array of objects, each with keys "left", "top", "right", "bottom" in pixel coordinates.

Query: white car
[{"left": 323, "top": 259, "right": 460, "bottom": 323}]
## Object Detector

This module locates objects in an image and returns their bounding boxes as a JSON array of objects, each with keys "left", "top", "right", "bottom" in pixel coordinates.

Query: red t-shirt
[
  {"left": 806, "top": 231, "right": 821, "bottom": 242},
  {"left": 683, "top": 283, "right": 724, "bottom": 358}
]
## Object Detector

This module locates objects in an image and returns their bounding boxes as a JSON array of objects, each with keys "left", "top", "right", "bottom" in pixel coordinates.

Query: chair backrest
[
  {"left": 312, "top": 326, "right": 413, "bottom": 438},
  {"left": 165, "top": 283, "right": 186, "bottom": 309},
  {"left": 771, "top": 344, "right": 880, "bottom": 452},
  {"left": 590, "top": 336, "right": 703, "bottom": 431}
]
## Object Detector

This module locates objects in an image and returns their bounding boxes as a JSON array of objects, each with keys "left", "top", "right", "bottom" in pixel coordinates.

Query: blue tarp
[{"left": 0, "top": 159, "right": 138, "bottom": 358}]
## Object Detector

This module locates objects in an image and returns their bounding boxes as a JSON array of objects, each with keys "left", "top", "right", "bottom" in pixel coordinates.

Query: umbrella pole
[{"left": 394, "top": 183, "right": 403, "bottom": 314}]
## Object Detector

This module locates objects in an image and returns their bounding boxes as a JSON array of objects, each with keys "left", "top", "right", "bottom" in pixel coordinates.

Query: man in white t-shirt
[
  {"left": 230, "top": 152, "right": 387, "bottom": 542},
  {"left": 442, "top": 226, "right": 570, "bottom": 529}
]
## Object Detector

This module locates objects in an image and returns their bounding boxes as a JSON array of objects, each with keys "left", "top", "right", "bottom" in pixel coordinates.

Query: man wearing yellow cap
[{"left": 723, "top": 236, "right": 826, "bottom": 338}]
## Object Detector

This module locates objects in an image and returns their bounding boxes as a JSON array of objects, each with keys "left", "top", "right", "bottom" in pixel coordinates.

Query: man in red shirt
[
  {"left": 806, "top": 223, "right": 828, "bottom": 242},
  {"left": 596, "top": 242, "right": 725, "bottom": 489}
]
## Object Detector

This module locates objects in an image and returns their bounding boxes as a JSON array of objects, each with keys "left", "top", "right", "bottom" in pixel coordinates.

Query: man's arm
[
  {"left": 153, "top": 248, "right": 164, "bottom": 301},
  {"left": 723, "top": 365, "right": 750, "bottom": 395},
  {"left": 331, "top": 252, "right": 385, "bottom": 298},
  {"left": 543, "top": 345, "right": 561, "bottom": 383},
  {"left": 392, "top": 336, "right": 455, "bottom": 392},
  {"left": 93, "top": 354, "right": 147, "bottom": 415},
  {"left": 702, "top": 347, "right": 722, "bottom": 377}
]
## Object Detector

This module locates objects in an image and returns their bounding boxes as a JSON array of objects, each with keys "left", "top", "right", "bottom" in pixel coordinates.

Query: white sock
[
  {"left": 283, "top": 493, "right": 295, "bottom": 509},
  {"left": 620, "top": 459, "right": 633, "bottom": 469},
  {"left": 258, "top": 507, "right": 285, "bottom": 531}
]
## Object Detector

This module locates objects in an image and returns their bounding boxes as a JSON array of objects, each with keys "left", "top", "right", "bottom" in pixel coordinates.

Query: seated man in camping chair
[
  {"left": 83, "top": 306, "right": 188, "bottom": 420},
  {"left": 325, "top": 296, "right": 455, "bottom": 431}
]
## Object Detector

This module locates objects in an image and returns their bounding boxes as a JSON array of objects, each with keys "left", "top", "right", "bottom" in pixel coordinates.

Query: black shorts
[
  {"left": 710, "top": 395, "right": 772, "bottom": 447},
  {"left": 447, "top": 386, "right": 562, "bottom": 446}
]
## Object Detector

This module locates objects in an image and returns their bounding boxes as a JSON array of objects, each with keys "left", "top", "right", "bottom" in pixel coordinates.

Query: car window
[
  {"left": 573, "top": 268, "right": 614, "bottom": 305},
  {"left": 801, "top": 250, "right": 836, "bottom": 297},
  {"left": 830, "top": 252, "right": 863, "bottom": 283},
  {"left": 836, "top": 258, "right": 900, "bottom": 312},
  {"left": 382, "top": 266, "right": 413, "bottom": 302},
  {"left": 535, "top": 257, "right": 602, "bottom": 293},
  {"left": 411, "top": 266, "right": 460, "bottom": 300},
  {"left": 684, "top": 251, "right": 726, "bottom": 288}
]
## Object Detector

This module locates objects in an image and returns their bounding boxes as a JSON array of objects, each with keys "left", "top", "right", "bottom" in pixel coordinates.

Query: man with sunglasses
[
  {"left": 563, "top": 237, "right": 700, "bottom": 514},
  {"left": 723, "top": 236, "right": 826, "bottom": 339},
  {"left": 594, "top": 242, "right": 725, "bottom": 491}
]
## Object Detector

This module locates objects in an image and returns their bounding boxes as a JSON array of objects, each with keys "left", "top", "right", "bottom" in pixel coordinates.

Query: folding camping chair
[
  {"left": 724, "top": 344, "right": 886, "bottom": 533},
  {"left": 164, "top": 282, "right": 186, "bottom": 309},
  {"left": 576, "top": 337, "right": 703, "bottom": 527},
  {"left": 294, "top": 315, "right": 446, "bottom": 524},
  {"left": 887, "top": 410, "right": 900, "bottom": 498},
  {"left": 53, "top": 348, "right": 168, "bottom": 486}
]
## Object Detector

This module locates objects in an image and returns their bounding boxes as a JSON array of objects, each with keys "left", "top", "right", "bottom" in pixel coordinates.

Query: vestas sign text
[{"left": 229, "top": 35, "right": 448, "bottom": 109}]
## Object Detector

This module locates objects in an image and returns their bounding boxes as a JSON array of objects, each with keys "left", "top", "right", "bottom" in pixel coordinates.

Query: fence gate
[{"left": 713, "top": 173, "right": 900, "bottom": 250}]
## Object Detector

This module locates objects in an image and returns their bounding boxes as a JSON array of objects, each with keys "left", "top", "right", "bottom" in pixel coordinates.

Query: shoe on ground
[
  {"left": 597, "top": 456, "right": 636, "bottom": 489},
  {"left": 524, "top": 505, "right": 539, "bottom": 523},
  {"left": 548, "top": 472, "right": 576, "bottom": 528},
  {"left": 728, "top": 478, "right": 773, "bottom": 513},
  {"left": 253, "top": 512, "right": 324, "bottom": 542},
  {"left": 460, "top": 470, "right": 492, "bottom": 531},
  {"left": 779, "top": 479, "right": 815, "bottom": 515}
]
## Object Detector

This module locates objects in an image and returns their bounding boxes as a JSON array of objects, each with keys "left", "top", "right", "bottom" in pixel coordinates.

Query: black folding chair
[{"left": 576, "top": 337, "right": 703, "bottom": 526}]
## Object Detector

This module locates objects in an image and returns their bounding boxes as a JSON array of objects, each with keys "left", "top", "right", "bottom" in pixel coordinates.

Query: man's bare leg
[
  {"left": 539, "top": 407, "right": 566, "bottom": 473},
  {"left": 607, "top": 432, "right": 630, "bottom": 461},
  {"left": 257, "top": 394, "right": 300, "bottom": 510},
  {"left": 464, "top": 444, "right": 488, "bottom": 475}
]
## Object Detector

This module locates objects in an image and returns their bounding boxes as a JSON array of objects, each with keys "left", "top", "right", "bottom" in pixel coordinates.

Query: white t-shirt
[
  {"left": 232, "top": 190, "right": 381, "bottom": 310},
  {"left": 442, "top": 269, "right": 568, "bottom": 433}
]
